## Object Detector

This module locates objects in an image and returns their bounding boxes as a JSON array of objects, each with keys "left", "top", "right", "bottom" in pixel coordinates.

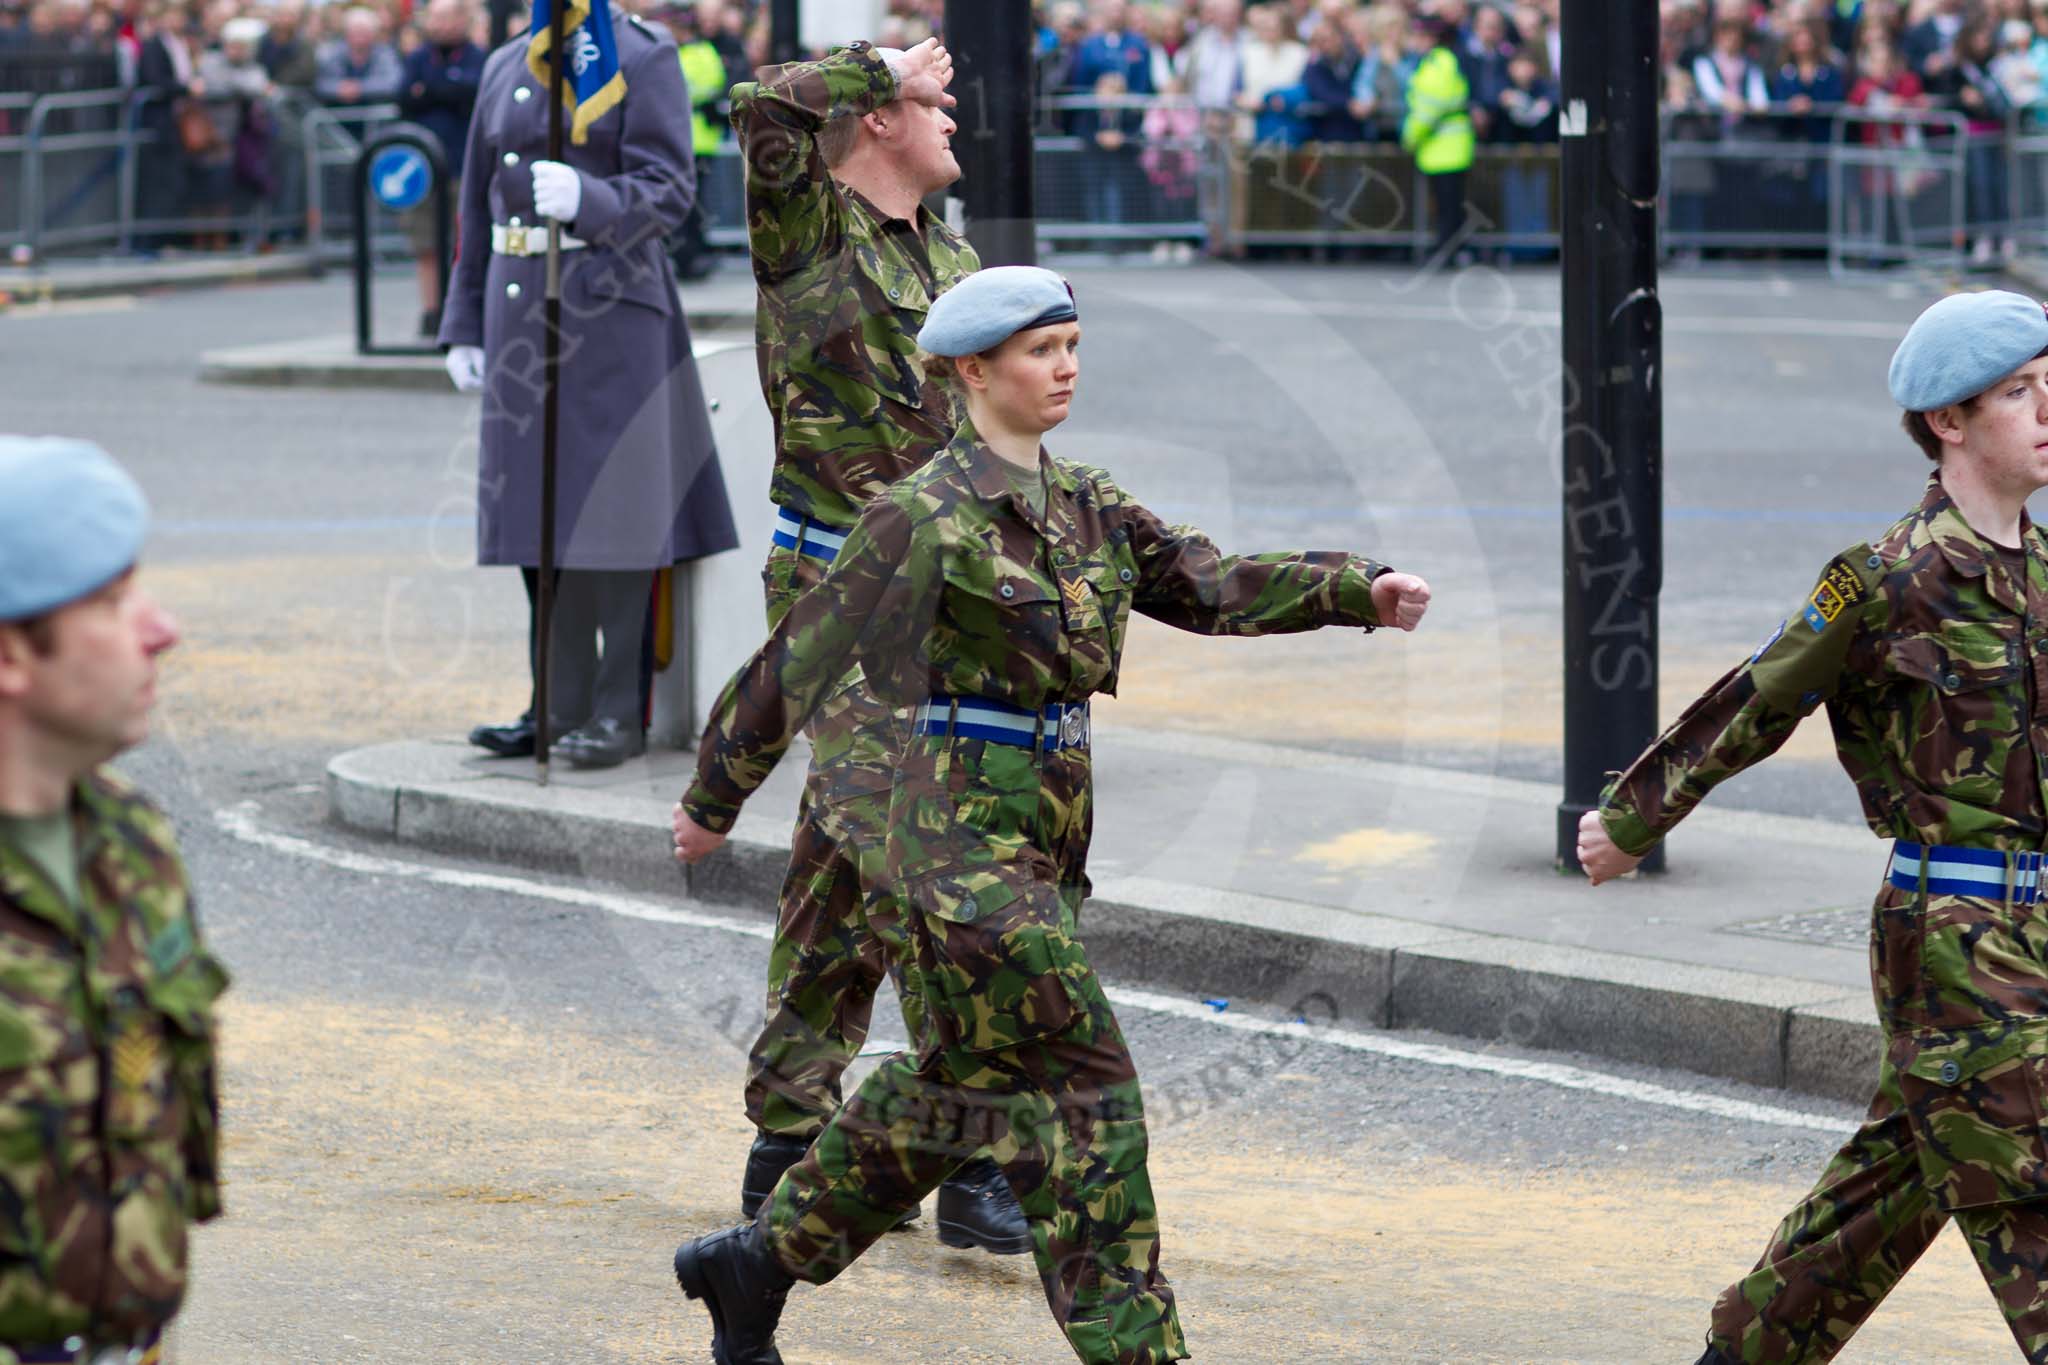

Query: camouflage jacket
[
  {"left": 1602, "top": 472, "right": 2048, "bottom": 856},
  {"left": 0, "top": 770, "right": 228, "bottom": 1349},
  {"left": 683, "top": 421, "right": 1391, "bottom": 834},
  {"left": 729, "top": 42, "right": 981, "bottom": 530}
]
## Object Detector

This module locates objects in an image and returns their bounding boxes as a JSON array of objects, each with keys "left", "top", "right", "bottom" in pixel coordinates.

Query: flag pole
[{"left": 535, "top": 0, "right": 568, "bottom": 786}]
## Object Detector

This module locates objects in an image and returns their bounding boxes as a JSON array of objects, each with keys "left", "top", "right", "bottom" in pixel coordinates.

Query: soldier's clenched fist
[
  {"left": 1370, "top": 572, "right": 1431, "bottom": 631},
  {"left": 673, "top": 802, "right": 725, "bottom": 865},
  {"left": 1575, "top": 808, "right": 1643, "bottom": 885}
]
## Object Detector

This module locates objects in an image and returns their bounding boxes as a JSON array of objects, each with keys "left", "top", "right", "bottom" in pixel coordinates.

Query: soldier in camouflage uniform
[
  {"left": 670, "top": 268, "right": 1433, "bottom": 1364},
  {"left": 0, "top": 438, "right": 229, "bottom": 1365},
  {"left": 727, "top": 34, "right": 1027, "bottom": 1246},
  {"left": 1580, "top": 290, "right": 2048, "bottom": 1364}
]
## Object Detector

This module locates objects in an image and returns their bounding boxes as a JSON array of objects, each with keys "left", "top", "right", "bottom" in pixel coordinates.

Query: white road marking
[
  {"left": 1109, "top": 987, "right": 1855, "bottom": 1137},
  {"left": 213, "top": 802, "right": 770, "bottom": 940},
  {"left": 215, "top": 803, "right": 1858, "bottom": 1138}
]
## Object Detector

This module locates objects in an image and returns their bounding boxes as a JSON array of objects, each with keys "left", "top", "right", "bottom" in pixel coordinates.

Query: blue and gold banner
[{"left": 527, "top": 0, "right": 626, "bottom": 145}]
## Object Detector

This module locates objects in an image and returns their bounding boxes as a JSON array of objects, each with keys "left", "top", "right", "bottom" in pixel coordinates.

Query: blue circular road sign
[{"left": 370, "top": 146, "right": 433, "bottom": 211}]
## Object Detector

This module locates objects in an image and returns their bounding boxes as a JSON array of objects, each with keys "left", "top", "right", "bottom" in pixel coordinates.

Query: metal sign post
[
  {"left": 1556, "top": 0, "right": 1664, "bottom": 872},
  {"left": 943, "top": 0, "right": 1035, "bottom": 266},
  {"left": 352, "top": 125, "right": 451, "bottom": 357}
]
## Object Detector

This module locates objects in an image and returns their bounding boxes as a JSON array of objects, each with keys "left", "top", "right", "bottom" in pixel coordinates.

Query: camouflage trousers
[
  {"left": 746, "top": 544, "right": 919, "bottom": 1138},
  {"left": 761, "top": 736, "right": 1189, "bottom": 1365},
  {"left": 1709, "top": 872, "right": 2048, "bottom": 1363}
]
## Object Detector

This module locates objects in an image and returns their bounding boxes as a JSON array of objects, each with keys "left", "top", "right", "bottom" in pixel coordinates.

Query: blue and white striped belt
[
  {"left": 914, "top": 694, "right": 1090, "bottom": 752},
  {"left": 770, "top": 509, "right": 849, "bottom": 562},
  {"left": 1888, "top": 840, "right": 2048, "bottom": 905}
]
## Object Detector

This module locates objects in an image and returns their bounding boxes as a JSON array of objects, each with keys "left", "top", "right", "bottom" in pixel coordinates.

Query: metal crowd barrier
[
  {"left": 3, "top": 86, "right": 2032, "bottom": 276},
  {"left": 1827, "top": 106, "right": 1969, "bottom": 278}
]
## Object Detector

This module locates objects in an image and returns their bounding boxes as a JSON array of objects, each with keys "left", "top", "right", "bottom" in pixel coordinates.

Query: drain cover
[{"left": 1720, "top": 906, "right": 1866, "bottom": 950}]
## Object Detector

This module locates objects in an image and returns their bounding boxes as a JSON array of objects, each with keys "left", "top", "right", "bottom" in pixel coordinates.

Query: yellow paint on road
[{"left": 1296, "top": 827, "right": 1437, "bottom": 871}]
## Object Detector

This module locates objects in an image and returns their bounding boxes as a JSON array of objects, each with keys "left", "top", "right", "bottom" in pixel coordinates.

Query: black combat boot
[
  {"left": 740, "top": 1133, "right": 810, "bottom": 1220},
  {"left": 935, "top": 1156, "right": 1032, "bottom": 1255},
  {"left": 1694, "top": 1347, "right": 1738, "bottom": 1365},
  {"left": 674, "top": 1222, "right": 794, "bottom": 1365}
]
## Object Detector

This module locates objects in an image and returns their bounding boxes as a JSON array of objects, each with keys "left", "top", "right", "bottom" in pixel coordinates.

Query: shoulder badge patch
[{"left": 1801, "top": 558, "right": 1868, "bottom": 633}]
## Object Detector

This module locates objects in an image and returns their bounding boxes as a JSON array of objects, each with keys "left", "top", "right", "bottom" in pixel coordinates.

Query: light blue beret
[
  {"left": 1888, "top": 290, "right": 2048, "bottom": 411},
  {"left": 0, "top": 436, "right": 149, "bottom": 621},
  {"left": 917, "top": 265, "right": 1078, "bottom": 357}
]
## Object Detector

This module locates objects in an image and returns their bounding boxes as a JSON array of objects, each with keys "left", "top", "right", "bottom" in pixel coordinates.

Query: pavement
[
  {"left": 327, "top": 722, "right": 1889, "bottom": 1107},
  {"left": 0, "top": 247, "right": 323, "bottom": 302}
]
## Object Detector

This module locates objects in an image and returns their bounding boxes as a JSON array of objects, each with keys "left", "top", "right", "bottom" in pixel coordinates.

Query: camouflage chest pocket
[
  {"left": 849, "top": 244, "right": 932, "bottom": 410},
  {"left": 941, "top": 551, "right": 1063, "bottom": 666},
  {"left": 1056, "top": 547, "right": 1137, "bottom": 687},
  {"left": 1882, "top": 620, "right": 2027, "bottom": 807},
  {"left": 1893, "top": 1021, "right": 2048, "bottom": 1211},
  {"left": 908, "top": 866, "right": 1086, "bottom": 1054}
]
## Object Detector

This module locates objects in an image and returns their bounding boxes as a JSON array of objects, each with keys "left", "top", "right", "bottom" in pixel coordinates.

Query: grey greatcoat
[{"left": 439, "top": 19, "right": 737, "bottom": 571}]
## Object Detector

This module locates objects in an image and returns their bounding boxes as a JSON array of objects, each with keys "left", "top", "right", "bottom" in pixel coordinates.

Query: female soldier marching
[{"left": 669, "top": 266, "right": 1431, "bottom": 1365}]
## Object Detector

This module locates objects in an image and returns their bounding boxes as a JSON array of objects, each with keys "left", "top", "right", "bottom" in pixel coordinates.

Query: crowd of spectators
[{"left": 8, "top": 0, "right": 2048, "bottom": 259}]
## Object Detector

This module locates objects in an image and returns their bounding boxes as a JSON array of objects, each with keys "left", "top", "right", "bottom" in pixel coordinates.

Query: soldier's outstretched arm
[
  {"left": 1109, "top": 472, "right": 1398, "bottom": 636},
  {"left": 1588, "top": 546, "right": 1885, "bottom": 881},
  {"left": 678, "top": 495, "right": 927, "bottom": 838},
  {"left": 562, "top": 37, "right": 698, "bottom": 251}
]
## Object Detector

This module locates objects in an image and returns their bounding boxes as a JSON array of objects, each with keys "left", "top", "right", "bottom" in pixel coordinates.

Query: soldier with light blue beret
[
  {"left": 671, "top": 268, "right": 1430, "bottom": 1364},
  {"left": 0, "top": 437, "right": 231, "bottom": 1362},
  {"left": 1581, "top": 290, "right": 2048, "bottom": 1362}
]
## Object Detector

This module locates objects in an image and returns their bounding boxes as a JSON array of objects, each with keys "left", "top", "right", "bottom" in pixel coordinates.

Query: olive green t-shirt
[
  {"left": 1001, "top": 453, "right": 1048, "bottom": 522},
  {"left": 0, "top": 810, "right": 79, "bottom": 908}
]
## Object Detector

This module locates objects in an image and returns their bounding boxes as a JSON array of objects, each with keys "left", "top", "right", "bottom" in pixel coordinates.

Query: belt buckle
[
  {"left": 503, "top": 224, "right": 529, "bottom": 255},
  {"left": 1059, "top": 705, "right": 1086, "bottom": 750}
]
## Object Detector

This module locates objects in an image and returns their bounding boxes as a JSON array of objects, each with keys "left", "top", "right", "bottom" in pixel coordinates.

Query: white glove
[
  {"left": 531, "top": 160, "right": 582, "bottom": 223},
  {"left": 445, "top": 344, "right": 485, "bottom": 392}
]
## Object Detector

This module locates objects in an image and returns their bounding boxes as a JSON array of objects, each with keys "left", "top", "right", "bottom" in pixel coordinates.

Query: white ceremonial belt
[{"left": 491, "top": 223, "right": 587, "bottom": 257}]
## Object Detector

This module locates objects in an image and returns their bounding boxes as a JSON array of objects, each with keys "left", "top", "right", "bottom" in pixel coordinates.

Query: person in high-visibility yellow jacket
[
  {"left": 679, "top": 30, "right": 728, "bottom": 156},
  {"left": 1400, "top": 17, "right": 1475, "bottom": 262}
]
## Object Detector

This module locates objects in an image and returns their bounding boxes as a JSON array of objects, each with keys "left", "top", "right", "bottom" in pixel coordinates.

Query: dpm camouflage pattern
[
  {"left": 732, "top": 37, "right": 976, "bottom": 1136},
  {"left": 683, "top": 421, "right": 1391, "bottom": 1364},
  {"left": 745, "top": 506, "right": 917, "bottom": 1139},
  {"left": 682, "top": 418, "right": 1389, "bottom": 852},
  {"left": 765, "top": 786, "right": 1187, "bottom": 1365},
  {"left": 743, "top": 786, "right": 926, "bottom": 1139},
  {"left": 1600, "top": 472, "right": 2048, "bottom": 1361},
  {"left": 0, "top": 769, "right": 228, "bottom": 1352},
  {"left": 729, "top": 42, "right": 980, "bottom": 531}
]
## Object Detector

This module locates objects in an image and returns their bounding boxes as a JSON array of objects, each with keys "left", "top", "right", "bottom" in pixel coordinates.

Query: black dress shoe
[
  {"left": 467, "top": 714, "right": 536, "bottom": 758},
  {"left": 674, "top": 1222, "right": 793, "bottom": 1365},
  {"left": 552, "top": 716, "right": 646, "bottom": 769},
  {"left": 935, "top": 1156, "right": 1031, "bottom": 1255},
  {"left": 740, "top": 1133, "right": 809, "bottom": 1221}
]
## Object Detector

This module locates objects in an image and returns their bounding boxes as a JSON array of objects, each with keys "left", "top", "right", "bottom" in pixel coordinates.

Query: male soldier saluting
[
  {"left": 0, "top": 438, "right": 229, "bottom": 1364},
  {"left": 1580, "top": 290, "right": 2048, "bottom": 1362},
  {"left": 721, "top": 36, "right": 1026, "bottom": 1250}
]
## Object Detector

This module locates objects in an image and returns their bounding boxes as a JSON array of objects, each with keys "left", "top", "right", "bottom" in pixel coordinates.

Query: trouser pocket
[
  {"left": 1895, "top": 1020, "right": 2048, "bottom": 1210},
  {"left": 908, "top": 867, "right": 1085, "bottom": 1055}
]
